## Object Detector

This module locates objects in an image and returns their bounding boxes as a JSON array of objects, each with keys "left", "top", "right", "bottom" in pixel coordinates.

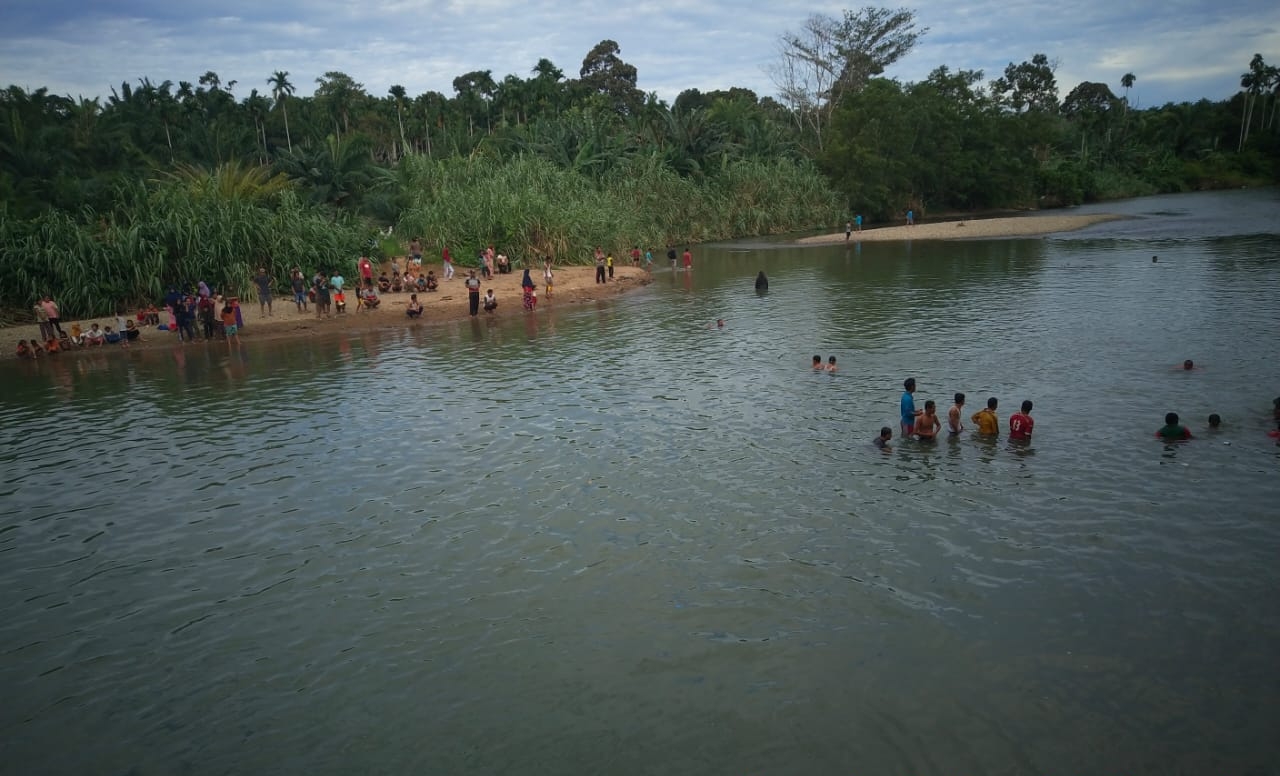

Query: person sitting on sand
[
  {"left": 391, "top": 273, "right": 403, "bottom": 293},
  {"left": 103, "top": 325, "right": 121, "bottom": 344},
  {"left": 68, "top": 323, "right": 84, "bottom": 347},
  {"left": 84, "top": 324, "right": 105, "bottom": 346},
  {"left": 1156, "top": 412, "right": 1192, "bottom": 441},
  {"left": 406, "top": 294, "right": 423, "bottom": 318},
  {"left": 424, "top": 271, "right": 438, "bottom": 292},
  {"left": 483, "top": 289, "right": 498, "bottom": 313},
  {"left": 497, "top": 253, "right": 510, "bottom": 274},
  {"left": 915, "top": 400, "right": 941, "bottom": 440},
  {"left": 359, "top": 286, "right": 381, "bottom": 310},
  {"left": 125, "top": 319, "right": 141, "bottom": 342},
  {"left": 378, "top": 273, "right": 391, "bottom": 294},
  {"left": 873, "top": 426, "right": 893, "bottom": 450}
]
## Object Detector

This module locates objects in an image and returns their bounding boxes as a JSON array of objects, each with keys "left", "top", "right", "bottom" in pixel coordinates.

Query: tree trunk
[{"left": 283, "top": 102, "right": 293, "bottom": 153}]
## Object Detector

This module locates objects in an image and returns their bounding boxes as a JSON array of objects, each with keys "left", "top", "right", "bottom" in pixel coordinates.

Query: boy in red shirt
[{"left": 1009, "top": 400, "right": 1035, "bottom": 440}]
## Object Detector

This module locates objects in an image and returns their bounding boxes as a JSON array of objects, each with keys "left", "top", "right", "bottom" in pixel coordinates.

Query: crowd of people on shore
[{"left": 16, "top": 237, "right": 682, "bottom": 358}]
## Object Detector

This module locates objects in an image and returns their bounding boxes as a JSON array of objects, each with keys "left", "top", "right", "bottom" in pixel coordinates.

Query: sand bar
[{"left": 798, "top": 213, "right": 1125, "bottom": 245}]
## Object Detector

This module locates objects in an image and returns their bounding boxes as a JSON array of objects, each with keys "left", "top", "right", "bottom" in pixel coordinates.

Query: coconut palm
[
  {"left": 389, "top": 85, "right": 408, "bottom": 159},
  {"left": 1121, "top": 72, "right": 1135, "bottom": 113},
  {"left": 268, "top": 70, "right": 295, "bottom": 153}
]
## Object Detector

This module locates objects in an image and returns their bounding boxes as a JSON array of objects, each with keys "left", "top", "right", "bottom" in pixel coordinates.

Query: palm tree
[
  {"left": 1239, "top": 55, "right": 1266, "bottom": 150},
  {"left": 268, "top": 70, "right": 295, "bottom": 153},
  {"left": 389, "top": 84, "right": 408, "bottom": 159},
  {"left": 1120, "top": 72, "right": 1135, "bottom": 113}
]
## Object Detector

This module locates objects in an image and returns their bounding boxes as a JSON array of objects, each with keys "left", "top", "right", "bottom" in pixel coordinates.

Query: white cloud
[{"left": 1, "top": 0, "right": 1277, "bottom": 105}]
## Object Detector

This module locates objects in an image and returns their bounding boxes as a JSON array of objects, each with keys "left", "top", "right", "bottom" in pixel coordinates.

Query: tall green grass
[
  {"left": 395, "top": 153, "right": 842, "bottom": 264},
  {"left": 1, "top": 176, "right": 371, "bottom": 318}
]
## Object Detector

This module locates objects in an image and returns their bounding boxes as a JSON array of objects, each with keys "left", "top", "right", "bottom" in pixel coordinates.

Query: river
[{"left": 2, "top": 188, "right": 1278, "bottom": 775}]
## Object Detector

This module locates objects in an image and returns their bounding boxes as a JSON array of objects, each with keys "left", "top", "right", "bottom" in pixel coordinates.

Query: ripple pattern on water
[{"left": 2, "top": 190, "right": 1280, "bottom": 774}]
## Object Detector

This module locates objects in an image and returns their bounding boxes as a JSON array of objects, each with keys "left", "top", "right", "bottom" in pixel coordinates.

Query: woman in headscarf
[
  {"left": 755, "top": 271, "right": 769, "bottom": 291},
  {"left": 198, "top": 280, "right": 211, "bottom": 299},
  {"left": 521, "top": 268, "right": 535, "bottom": 292}
]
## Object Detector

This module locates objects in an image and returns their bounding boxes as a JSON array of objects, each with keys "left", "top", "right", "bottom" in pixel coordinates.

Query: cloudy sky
[{"left": 3, "top": 0, "right": 1277, "bottom": 108}]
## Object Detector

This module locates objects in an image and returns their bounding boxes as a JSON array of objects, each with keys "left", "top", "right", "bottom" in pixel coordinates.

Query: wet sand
[
  {"left": 799, "top": 213, "right": 1124, "bottom": 245},
  {"left": 5, "top": 264, "right": 651, "bottom": 356}
]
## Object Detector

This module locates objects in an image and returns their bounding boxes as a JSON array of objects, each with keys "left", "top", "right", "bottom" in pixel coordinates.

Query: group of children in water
[
  {"left": 875, "top": 378, "right": 1039, "bottom": 450},
  {"left": 864, "top": 365, "right": 1277, "bottom": 451}
]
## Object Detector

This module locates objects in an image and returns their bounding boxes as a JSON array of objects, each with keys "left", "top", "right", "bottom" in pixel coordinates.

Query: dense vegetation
[{"left": 1, "top": 11, "right": 1276, "bottom": 319}]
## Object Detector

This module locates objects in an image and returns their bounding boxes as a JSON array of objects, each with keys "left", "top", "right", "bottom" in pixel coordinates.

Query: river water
[{"left": 2, "top": 188, "right": 1278, "bottom": 775}]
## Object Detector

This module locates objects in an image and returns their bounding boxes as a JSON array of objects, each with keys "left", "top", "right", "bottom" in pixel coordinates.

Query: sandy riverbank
[
  {"left": 798, "top": 213, "right": 1125, "bottom": 245},
  {"left": 4, "top": 214, "right": 1124, "bottom": 356},
  {"left": 4, "top": 263, "right": 650, "bottom": 356}
]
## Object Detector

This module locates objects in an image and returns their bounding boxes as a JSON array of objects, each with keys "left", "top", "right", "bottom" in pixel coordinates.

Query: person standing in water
[
  {"left": 900, "top": 378, "right": 922, "bottom": 437},
  {"left": 1009, "top": 400, "right": 1035, "bottom": 441},
  {"left": 465, "top": 270, "right": 481, "bottom": 315},
  {"left": 914, "top": 400, "right": 941, "bottom": 440},
  {"left": 755, "top": 271, "right": 769, "bottom": 291},
  {"left": 948, "top": 393, "right": 966, "bottom": 434},
  {"left": 1156, "top": 412, "right": 1192, "bottom": 441},
  {"left": 971, "top": 397, "right": 1000, "bottom": 436}
]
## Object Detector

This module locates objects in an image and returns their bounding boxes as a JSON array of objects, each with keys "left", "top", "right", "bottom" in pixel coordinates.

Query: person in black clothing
[
  {"left": 755, "top": 271, "right": 768, "bottom": 291},
  {"left": 465, "top": 271, "right": 481, "bottom": 315}
]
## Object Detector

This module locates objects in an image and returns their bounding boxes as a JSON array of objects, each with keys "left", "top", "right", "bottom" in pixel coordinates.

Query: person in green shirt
[{"left": 1156, "top": 412, "right": 1192, "bottom": 441}]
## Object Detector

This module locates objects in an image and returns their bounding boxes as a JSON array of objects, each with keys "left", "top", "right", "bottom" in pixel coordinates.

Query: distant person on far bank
[
  {"left": 856, "top": 214, "right": 863, "bottom": 232},
  {"left": 466, "top": 271, "right": 481, "bottom": 316},
  {"left": 41, "top": 296, "right": 65, "bottom": 336},
  {"left": 907, "top": 209, "right": 915, "bottom": 226},
  {"left": 845, "top": 221, "right": 852, "bottom": 241}
]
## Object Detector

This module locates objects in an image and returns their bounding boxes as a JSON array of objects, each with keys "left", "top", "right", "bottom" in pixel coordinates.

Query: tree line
[{"left": 1, "top": 10, "right": 1276, "bottom": 319}]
